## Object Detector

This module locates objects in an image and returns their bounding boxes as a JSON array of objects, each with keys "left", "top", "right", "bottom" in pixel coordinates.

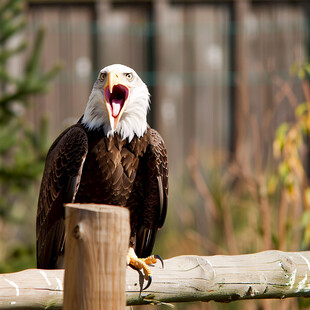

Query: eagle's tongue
[{"left": 111, "top": 99, "right": 122, "bottom": 118}]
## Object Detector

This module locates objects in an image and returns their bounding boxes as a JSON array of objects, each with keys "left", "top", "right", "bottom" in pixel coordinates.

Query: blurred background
[{"left": 1, "top": 0, "right": 310, "bottom": 309}]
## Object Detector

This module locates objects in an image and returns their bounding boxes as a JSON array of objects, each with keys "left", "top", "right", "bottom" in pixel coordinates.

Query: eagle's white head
[{"left": 82, "top": 64, "right": 150, "bottom": 142}]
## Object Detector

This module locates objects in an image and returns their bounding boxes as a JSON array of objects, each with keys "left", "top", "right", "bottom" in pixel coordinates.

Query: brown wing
[
  {"left": 135, "top": 128, "right": 168, "bottom": 258},
  {"left": 36, "top": 123, "right": 88, "bottom": 268}
]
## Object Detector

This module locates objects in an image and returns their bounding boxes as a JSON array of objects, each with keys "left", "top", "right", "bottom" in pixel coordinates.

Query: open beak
[{"left": 104, "top": 71, "right": 129, "bottom": 131}]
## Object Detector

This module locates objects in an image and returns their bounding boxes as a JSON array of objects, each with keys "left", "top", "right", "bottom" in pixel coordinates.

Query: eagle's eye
[
  {"left": 126, "top": 73, "right": 133, "bottom": 81},
  {"left": 99, "top": 72, "right": 107, "bottom": 81}
]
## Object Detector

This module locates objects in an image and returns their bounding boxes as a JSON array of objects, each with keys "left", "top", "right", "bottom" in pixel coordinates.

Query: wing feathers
[
  {"left": 135, "top": 128, "right": 168, "bottom": 257},
  {"left": 36, "top": 124, "right": 88, "bottom": 268}
]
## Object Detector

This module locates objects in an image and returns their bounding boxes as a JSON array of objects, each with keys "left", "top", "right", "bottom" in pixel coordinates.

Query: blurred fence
[{"left": 25, "top": 0, "right": 309, "bottom": 175}]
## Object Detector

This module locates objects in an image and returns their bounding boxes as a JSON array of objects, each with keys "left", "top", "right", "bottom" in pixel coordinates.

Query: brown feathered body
[{"left": 36, "top": 121, "right": 168, "bottom": 269}]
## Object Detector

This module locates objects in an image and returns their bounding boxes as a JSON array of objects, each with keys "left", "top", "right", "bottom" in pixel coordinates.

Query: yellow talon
[
  {"left": 127, "top": 247, "right": 163, "bottom": 289},
  {"left": 127, "top": 247, "right": 152, "bottom": 280},
  {"left": 141, "top": 255, "right": 157, "bottom": 265}
]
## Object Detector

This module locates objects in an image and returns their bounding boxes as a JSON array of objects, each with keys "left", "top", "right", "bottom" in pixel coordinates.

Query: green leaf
[
  {"left": 295, "top": 103, "right": 308, "bottom": 117},
  {"left": 267, "top": 174, "right": 278, "bottom": 195},
  {"left": 298, "top": 68, "right": 306, "bottom": 80},
  {"left": 41, "top": 63, "right": 62, "bottom": 83},
  {"left": 25, "top": 26, "right": 45, "bottom": 76},
  {"left": 278, "top": 162, "right": 290, "bottom": 179},
  {"left": 305, "top": 64, "right": 310, "bottom": 76},
  {"left": 0, "top": 19, "right": 26, "bottom": 45},
  {"left": 0, "top": 41, "right": 27, "bottom": 63}
]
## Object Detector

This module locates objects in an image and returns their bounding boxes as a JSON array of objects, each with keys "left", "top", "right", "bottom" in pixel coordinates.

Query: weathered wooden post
[{"left": 63, "top": 203, "right": 130, "bottom": 310}]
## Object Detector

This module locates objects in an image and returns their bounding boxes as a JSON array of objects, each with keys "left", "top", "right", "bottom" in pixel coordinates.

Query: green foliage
[
  {"left": 0, "top": 0, "right": 59, "bottom": 271},
  {"left": 0, "top": 244, "right": 36, "bottom": 273},
  {"left": 273, "top": 64, "right": 310, "bottom": 248},
  {"left": 290, "top": 62, "right": 310, "bottom": 81},
  {"left": 0, "top": 1, "right": 60, "bottom": 124}
]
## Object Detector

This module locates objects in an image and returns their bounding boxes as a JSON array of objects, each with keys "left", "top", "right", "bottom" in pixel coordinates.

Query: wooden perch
[
  {"left": 63, "top": 204, "right": 130, "bottom": 310},
  {"left": 1, "top": 250, "right": 310, "bottom": 308}
]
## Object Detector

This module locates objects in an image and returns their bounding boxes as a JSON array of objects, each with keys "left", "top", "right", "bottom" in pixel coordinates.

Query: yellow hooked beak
[
  {"left": 108, "top": 70, "right": 120, "bottom": 93},
  {"left": 104, "top": 71, "right": 129, "bottom": 131}
]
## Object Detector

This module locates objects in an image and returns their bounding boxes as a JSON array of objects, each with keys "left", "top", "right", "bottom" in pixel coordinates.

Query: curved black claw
[
  {"left": 154, "top": 254, "right": 164, "bottom": 268},
  {"left": 143, "top": 275, "right": 152, "bottom": 290}
]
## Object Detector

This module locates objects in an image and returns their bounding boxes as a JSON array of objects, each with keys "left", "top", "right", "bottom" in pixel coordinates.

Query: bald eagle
[{"left": 36, "top": 64, "right": 168, "bottom": 286}]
